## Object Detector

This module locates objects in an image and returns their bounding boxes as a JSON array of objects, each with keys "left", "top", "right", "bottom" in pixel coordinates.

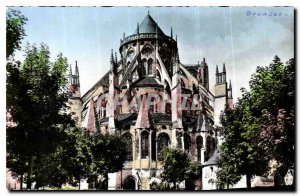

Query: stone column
[
  {"left": 149, "top": 130, "right": 153, "bottom": 168},
  {"left": 138, "top": 129, "right": 142, "bottom": 160},
  {"left": 201, "top": 132, "right": 206, "bottom": 163}
]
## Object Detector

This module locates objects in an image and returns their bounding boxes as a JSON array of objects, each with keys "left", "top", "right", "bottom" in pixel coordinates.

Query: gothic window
[
  {"left": 141, "top": 45, "right": 153, "bottom": 57},
  {"left": 123, "top": 176, "right": 136, "bottom": 190},
  {"left": 184, "top": 133, "right": 191, "bottom": 152},
  {"left": 157, "top": 133, "right": 170, "bottom": 161},
  {"left": 151, "top": 131, "right": 156, "bottom": 160},
  {"left": 148, "top": 58, "right": 153, "bottom": 76},
  {"left": 123, "top": 133, "right": 133, "bottom": 161},
  {"left": 127, "top": 49, "right": 135, "bottom": 61},
  {"left": 141, "top": 58, "right": 147, "bottom": 76},
  {"left": 196, "top": 136, "right": 203, "bottom": 161},
  {"left": 159, "top": 47, "right": 170, "bottom": 65},
  {"left": 141, "top": 131, "right": 149, "bottom": 159},
  {"left": 212, "top": 137, "right": 216, "bottom": 153},
  {"left": 205, "top": 136, "right": 212, "bottom": 161}
]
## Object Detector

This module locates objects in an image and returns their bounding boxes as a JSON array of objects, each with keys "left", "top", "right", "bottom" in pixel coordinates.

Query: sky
[{"left": 12, "top": 6, "right": 294, "bottom": 102}]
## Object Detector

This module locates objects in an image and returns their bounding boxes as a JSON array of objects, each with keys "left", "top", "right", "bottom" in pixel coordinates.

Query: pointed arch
[
  {"left": 123, "top": 132, "right": 133, "bottom": 161},
  {"left": 141, "top": 44, "right": 154, "bottom": 57},
  {"left": 157, "top": 133, "right": 171, "bottom": 161},
  {"left": 147, "top": 58, "right": 154, "bottom": 76},
  {"left": 141, "top": 130, "right": 149, "bottom": 159},
  {"left": 184, "top": 133, "right": 191, "bottom": 152},
  {"left": 196, "top": 135, "right": 203, "bottom": 162},
  {"left": 123, "top": 175, "right": 136, "bottom": 190}
]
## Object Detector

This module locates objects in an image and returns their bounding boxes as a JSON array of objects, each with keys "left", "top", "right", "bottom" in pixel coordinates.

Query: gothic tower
[
  {"left": 214, "top": 63, "right": 234, "bottom": 126},
  {"left": 68, "top": 61, "right": 82, "bottom": 126}
]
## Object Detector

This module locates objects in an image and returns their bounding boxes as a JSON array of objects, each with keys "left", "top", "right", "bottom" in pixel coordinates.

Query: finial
[
  {"left": 148, "top": 10, "right": 150, "bottom": 15},
  {"left": 69, "top": 64, "right": 72, "bottom": 75},
  {"left": 229, "top": 79, "right": 232, "bottom": 89},
  {"left": 171, "top": 27, "right": 173, "bottom": 38},
  {"left": 137, "top": 22, "right": 139, "bottom": 34},
  {"left": 216, "top": 65, "right": 219, "bottom": 74},
  {"left": 115, "top": 52, "right": 117, "bottom": 63},
  {"left": 110, "top": 49, "right": 114, "bottom": 63},
  {"left": 75, "top": 61, "right": 79, "bottom": 75},
  {"left": 223, "top": 63, "right": 226, "bottom": 72},
  {"left": 123, "top": 32, "right": 125, "bottom": 39},
  {"left": 203, "top": 58, "right": 205, "bottom": 62},
  {"left": 176, "top": 35, "right": 177, "bottom": 42}
]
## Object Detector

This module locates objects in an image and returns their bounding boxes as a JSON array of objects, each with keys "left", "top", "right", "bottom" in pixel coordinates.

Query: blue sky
[{"left": 13, "top": 6, "right": 294, "bottom": 102}]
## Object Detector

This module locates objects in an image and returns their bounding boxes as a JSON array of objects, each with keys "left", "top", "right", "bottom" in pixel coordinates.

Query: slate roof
[
  {"left": 134, "top": 14, "right": 165, "bottom": 35},
  {"left": 202, "top": 148, "right": 220, "bottom": 167}
]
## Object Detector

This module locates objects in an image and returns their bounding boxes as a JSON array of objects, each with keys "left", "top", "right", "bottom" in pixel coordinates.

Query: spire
[
  {"left": 137, "top": 22, "right": 139, "bottom": 34},
  {"left": 229, "top": 79, "right": 232, "bottom": 89},
  {"left": 216, "top": 65, "right": 219, "bottom": 74},
  {"left": 110, "top": 49, "right": 114, "bottom": 63},
  {"left": 123, "top": 32, "right": 125, "bottom": 40},
  {"left": 148, "top": 10, "right": 150, "bottom": 15},
  {"left": 176, "top": 34, "right": 177, "bottom": 42},
  {"left": 203, "top": 58, "right": 206, "bottom": 63},
  {"left": 75, "top": 61, "right": 79, "bottom": 76},
  {"left": 171, "top": 27, "right": 173, "bottom": 38},
  {"left": 69, "top": 64, "right": 72, "bottom": 75},
  {"left": 115, "top": 52, "right": 117, "bottom": 63},
  {"left": 110, "top": 49, "right": 114, "bottom": 72},
  {"left": 223, "top": 63, "right": 226, "bottom": 72}
]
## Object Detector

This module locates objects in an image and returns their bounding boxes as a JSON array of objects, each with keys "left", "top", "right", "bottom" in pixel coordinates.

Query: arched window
[
  {"left": 141, "top": 131, "right": 149, "bottom": 159},
  {"left": 148, "top": 58, "right": 153, "bottom": 76},
  {"left": 157, "top": 133, "right": 170, "bottom": 161},
  {"left": 184, "top": 133, "right": 191, "bottom": 152},
  {"left": 123, "top": 176, "right": 136, "bottom": 190},
  {"left": 151, "top": 131, "right": 156, "bottom": 160},
  {"left": 196, "top": 136, "right": 203, "bottom": 162},
  {"left": 123, "top": 133, "right": 132, "bottom": 161},
  {"left": 141, "top": 58, "right": 147, "bottom": 76},
  {"left": 205, "top": 136, "right": 212, "bottom": 161}
]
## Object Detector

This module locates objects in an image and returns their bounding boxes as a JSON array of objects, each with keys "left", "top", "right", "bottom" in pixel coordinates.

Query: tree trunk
[
  {"left": 26, "top": 155, "right": 33, "bottom": 190},
  {"left": 246, "top": 175, "right": 251, "bottom": 189},
  {"left": 20, "top": 174, "right": 23, "bottom": 190}
]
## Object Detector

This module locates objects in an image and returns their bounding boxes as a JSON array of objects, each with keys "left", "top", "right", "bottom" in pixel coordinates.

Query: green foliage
[
  {"left": 6, "top": 9, "right": 27, "bottom": 58},
  {"left": 159, "top": 148, "right": 200, "bottom": 190},
  {"left": 89, "top": 133, "right": 127, "bottom": 189},
  {"left": 6, "top": 43, "right": 73, "bottom": 189},
  {"left": 217, "top": 56, "right": 295, "bottom": 188}
]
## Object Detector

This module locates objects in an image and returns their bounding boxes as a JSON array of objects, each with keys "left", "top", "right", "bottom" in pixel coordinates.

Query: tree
[
  {"left": 217, "top": 97, "right": 268, "bottom": 189},
  {"left": 217, "top": 56, "right": 295, "bottom": 188},
  {"left": 90, "top": 133, "right": 127, "bottom": 190},
  {"left": 6, "top": 43, "right": 74, "bottom": 189},
  {"left": 59, "top": 128, "right": 93, "bottom": 190},
  {"left": 31, "top": 127, "right": 92, "bottom": 190},
  {"left": 251, "top": 57, "right": 295, "bottom": 186},
  {"left": 6, "top": 9, "right": 27, "bottom": 58},
  {"left": 160, "top": 148, "right": 195, "bottom": 190}
]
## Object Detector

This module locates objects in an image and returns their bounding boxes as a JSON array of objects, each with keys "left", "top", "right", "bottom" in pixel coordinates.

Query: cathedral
[{"left": 67, "top": 13, "right": 233, "bottom": 190}]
